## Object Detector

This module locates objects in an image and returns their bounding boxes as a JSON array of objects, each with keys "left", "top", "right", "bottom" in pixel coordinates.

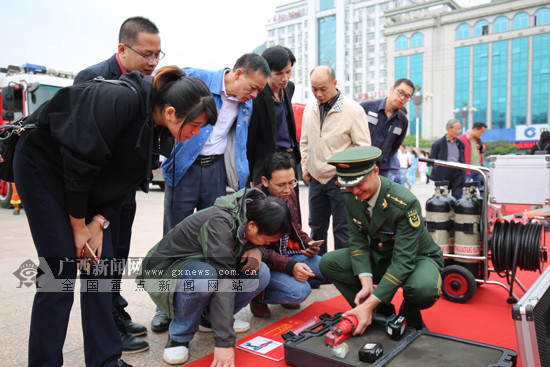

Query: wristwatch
[{"left": 93, "top": 215, "right": 110, "bottom": 230}]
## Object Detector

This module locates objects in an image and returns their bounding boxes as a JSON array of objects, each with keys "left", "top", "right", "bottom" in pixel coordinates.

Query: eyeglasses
[
  {"left": 124, "top": 44, "right": 165, "bottom": 62},
  {"left": 268, "top": 179, "right": 298, "bottom": 191},
  {"left": 395, "top": 88, "right": 412, "bottom": 100}
]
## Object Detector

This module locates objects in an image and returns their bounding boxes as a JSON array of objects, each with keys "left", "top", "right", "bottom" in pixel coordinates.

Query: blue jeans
[
  {"left": 163, "top": 159, "right": 226, "bottom": 235},
  {"left": 261, "top": 254, "right": 326, "bottom": 305},
  {"left": 384, "top": 170, "right": 402, "bottom": 184},
  {"left": 465, "top": 171, "right": 484, "bottom": 188},
  {"left": 169, "top": 262, "right": 270, "bottom": 343},
  {"left": 308, "top": 176, "right": 349, "bottom": 255}
]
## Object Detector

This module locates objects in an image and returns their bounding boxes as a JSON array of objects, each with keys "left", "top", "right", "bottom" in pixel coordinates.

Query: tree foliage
[
  {"left": 402, "top": 135, "right": 433, "bottom": 148},
  {"left": 482, "top": 140, "right": 520, "bottom": 159}
]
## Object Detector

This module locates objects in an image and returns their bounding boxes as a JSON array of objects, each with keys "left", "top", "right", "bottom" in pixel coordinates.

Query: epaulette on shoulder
[{"left": 385, "top": 193, "right": 408, "bottom": 208}]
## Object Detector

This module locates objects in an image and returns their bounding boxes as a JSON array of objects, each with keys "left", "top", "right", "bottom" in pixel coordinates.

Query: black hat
[{"left": 327, "top": 146, "right": 381, "bottom": 187}]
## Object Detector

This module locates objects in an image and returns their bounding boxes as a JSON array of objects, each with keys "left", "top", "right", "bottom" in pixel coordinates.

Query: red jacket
[
  {"left": 458, "top": 132, "right": 485, "bottom": 175},
  {"left": 257, "top": 183, "right": 313, "bottom": 275}
]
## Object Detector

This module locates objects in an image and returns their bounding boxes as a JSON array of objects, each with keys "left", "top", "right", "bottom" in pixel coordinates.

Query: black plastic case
[{"left": 283, "top": 313, "right": 517, "bottom": 367}]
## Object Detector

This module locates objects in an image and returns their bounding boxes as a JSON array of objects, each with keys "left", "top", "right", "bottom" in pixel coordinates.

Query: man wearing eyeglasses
[
  {"left": 429, "top": 119, "right": 466, "bottom": 200},
  {"left": 73, "top": 16, "right": 165, "bottom": 356},
  {"left": 75, "top": 16, "right": 163, "bottom": 81},
  {"left": 360, "top": 79, "right": 415, "bottom": 182},
  {"left": 249, "top": 151, "right": 327, "bottom": 318}
]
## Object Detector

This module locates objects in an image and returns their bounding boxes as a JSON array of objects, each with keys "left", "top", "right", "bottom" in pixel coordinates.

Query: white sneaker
[
  {"left": 199, "top": 318, "right": 250, "bottom": 333},
  {"left": 163, "top": 338, "right": 189, "bottom": 365}
]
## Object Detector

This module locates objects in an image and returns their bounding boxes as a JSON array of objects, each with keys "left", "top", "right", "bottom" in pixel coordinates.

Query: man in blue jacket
[
  {"left": 154, "top": 53, "right": 270, "bottom": 329},
  {"left": 74, "top": 16, "right": 164, "bottom": 356}
]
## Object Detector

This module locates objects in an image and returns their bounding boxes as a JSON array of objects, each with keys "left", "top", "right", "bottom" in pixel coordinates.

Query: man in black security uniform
[
  {"left": 320, "top": 146, "right": 443, "bottom": 332},
  {"left": 74, "top": 16, "right": 166, "bottom": 353},
  {"left": 360, "top": 79, "right": 414, "bottom": 181}
]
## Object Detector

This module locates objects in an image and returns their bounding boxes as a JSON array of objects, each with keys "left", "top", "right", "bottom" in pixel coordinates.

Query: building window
[
  {"left": 354, "top": 34, "right": 362, "bottom": 43},
  {"left": 491, "top": 41, "right": 508, "bottom": 128},
  {"left": 474, "top": 20, "right": 489, "bottom": 36},
  {"left": 493, "top": 16, "right": 509, "bottom": 33},
  {"left": 410, "top": 32, "right": 423, "bottom": 47},
  {"left": 511, "top": 37, "right": 529, "bottom": 127},
  {"left": 396, "top": 35, "right": 408, "bottom": 50},
  {"left": 318, "top": 16, "right": 337, "bottom": 69},
  {"left": 513, "top": 12, "right": 529, "bottom": 29},
  {"left": 472, "top": 44, "right": 489, "bottom": 125},
  {"left": 535, "top": 8, "right": 550, "bottom": 26},
  {"left": 409, "top": 54, "right": 423, "bottom": 135},
  {"left": 354, "top": 73, "right": 362, "bottom": 81},
  {"left": 268, "top": 30, "right": 275, "bottom": 37},
  {"left": 367, "top": 19, "right": 375, "bottom": 27},
  {"left": 367, "top": 45, "right": 374, "bottom": 53},
  {"left": 456, "top": 24, "right": 470, "bottom": 39},
  {"left": 455, "top": 46, "right": 470, "bottom": 126},
  {"left": 395, "top": 56, "right": 407, "bottom": 80},
  {"left": 532, "top": 33, "right": 550, "bottom": 124},
  {"left": 319, "top": 0, "right": 334, "bottom": 11},
  {"left": 354, "top": 60, "right": 362, "bottom": 68},
  {"left": 367, "top": 32, "right": 374, "bottom": 40}
]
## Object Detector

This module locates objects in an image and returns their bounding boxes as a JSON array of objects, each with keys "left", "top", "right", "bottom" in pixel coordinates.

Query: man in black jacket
[
  {"left": 247, "top": 46, "right": 301, "bottom": 187},
  {"left": 429, "top": 118, "right": 466, "bottom": 199},
  {"left": 73, "top": 16, "right": 164, "bottom": 353}
]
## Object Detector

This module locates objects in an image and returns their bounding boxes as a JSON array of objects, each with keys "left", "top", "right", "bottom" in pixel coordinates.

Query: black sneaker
[
  {"left": 151, "top": 309, "right": 171, "bottom": 333},
  {"left": 119, "top": 309, "right": 147, "bottom": 336},
  {"left": 116, "top": 360, "right": 133, "bottom": 367},
  {"left": 120, "top": 330, "right": 149, "bottom": 354}
]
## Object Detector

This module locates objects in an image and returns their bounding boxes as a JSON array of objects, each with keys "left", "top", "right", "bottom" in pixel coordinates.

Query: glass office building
[
  {"left": 265, "top": 0, "right": 421, "bottom": 103},
  {"left": 385, "top": 0, "right": 550, "bottom": 141}
]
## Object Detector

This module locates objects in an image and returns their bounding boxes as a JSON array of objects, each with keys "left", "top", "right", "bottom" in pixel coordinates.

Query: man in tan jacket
[{"left": 300, "top": 65, "right": 371, "bottom": 255}]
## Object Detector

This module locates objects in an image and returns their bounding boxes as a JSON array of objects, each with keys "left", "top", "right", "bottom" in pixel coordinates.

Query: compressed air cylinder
[
  {"left": 426, "top": 188, "right": 451, "bottom": 254},
  {"left": 454, "top": 189, "right": 481, "bottom": 264}
]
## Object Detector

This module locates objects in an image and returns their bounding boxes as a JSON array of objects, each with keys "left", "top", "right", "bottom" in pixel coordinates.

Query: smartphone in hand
[{"left": 310, "top": 240, "right": 325, "bottom": 248}]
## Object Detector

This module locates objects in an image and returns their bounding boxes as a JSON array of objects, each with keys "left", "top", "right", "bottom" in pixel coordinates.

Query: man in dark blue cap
[{"left": 319, "top": 146, "right": 443, "bottom": 333}]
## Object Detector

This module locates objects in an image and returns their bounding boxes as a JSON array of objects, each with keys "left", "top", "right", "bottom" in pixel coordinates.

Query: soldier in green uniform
[{"left": 319, "top": 146, "right": 443, "bottom": 333}]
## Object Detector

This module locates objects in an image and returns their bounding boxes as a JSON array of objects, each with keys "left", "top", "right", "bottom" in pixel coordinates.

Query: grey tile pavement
[{"left": 0, "top": 179, "right": 435, "bottom": 366}]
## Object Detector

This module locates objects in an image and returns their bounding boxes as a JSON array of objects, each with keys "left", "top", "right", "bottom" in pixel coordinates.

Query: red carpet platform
[{"left": 187, "top": 268, "right": 543, "bottom": 367}]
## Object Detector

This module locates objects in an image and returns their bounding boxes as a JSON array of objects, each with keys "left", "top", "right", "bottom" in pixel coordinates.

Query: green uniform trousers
[{"left": 320, "top": 248, "right": 441, "bottom": 314}]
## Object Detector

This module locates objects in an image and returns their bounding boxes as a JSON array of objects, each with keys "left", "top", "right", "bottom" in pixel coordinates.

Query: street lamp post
[
  {"left": 460, "top": 101, "right": 468, "bottom": 130},
  {"left": 453, "top": 102, "right": 477, "bottom": 132},
  {"left": 412, "top": 85, "right": 423, "bottom": 149}
]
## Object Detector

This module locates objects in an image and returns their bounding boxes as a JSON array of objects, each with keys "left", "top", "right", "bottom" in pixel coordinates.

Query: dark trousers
[
  {"left": 163, "top": 158, "right": 226, "bottom": 235},
  {"left": 319, "top": 249, "right": 441, "bottom": 313},
  {"left": 308, "top": 176, "right": 349, "bottom": 255},
  {"left": 448, "top": 170, "right": 465, "bottom": 200},
  {"left": 110, "top": 191, "right": 136, "bottom": 331},
  {"left": 14, "top": 150, "right": 121, "bottom": 367}
]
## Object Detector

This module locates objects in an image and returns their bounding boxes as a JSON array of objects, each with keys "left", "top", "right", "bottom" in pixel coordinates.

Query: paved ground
[{"left": 0, "top": 179, "right": 435, "bottom": 366}]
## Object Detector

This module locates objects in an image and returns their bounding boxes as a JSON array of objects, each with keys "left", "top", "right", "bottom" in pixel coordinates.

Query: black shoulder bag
[
  {"left": 0, "top": 117, "right": 36, "bottom": 182},
  {"left": 0, "top": 78, "right": 139, "bottom": 183}
]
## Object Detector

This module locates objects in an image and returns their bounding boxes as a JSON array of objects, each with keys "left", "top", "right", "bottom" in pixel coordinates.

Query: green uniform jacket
[
  {"left": 136, "top": 188, "right": 261, "bottom": 347},
  {"left": 344, "top": 176, "right": 443, "bottom": 304}
]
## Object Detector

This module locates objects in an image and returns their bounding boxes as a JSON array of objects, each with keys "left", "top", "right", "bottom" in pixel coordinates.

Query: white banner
[{"left": 515, "top": 125, "right": 550, "bottom": 141}]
